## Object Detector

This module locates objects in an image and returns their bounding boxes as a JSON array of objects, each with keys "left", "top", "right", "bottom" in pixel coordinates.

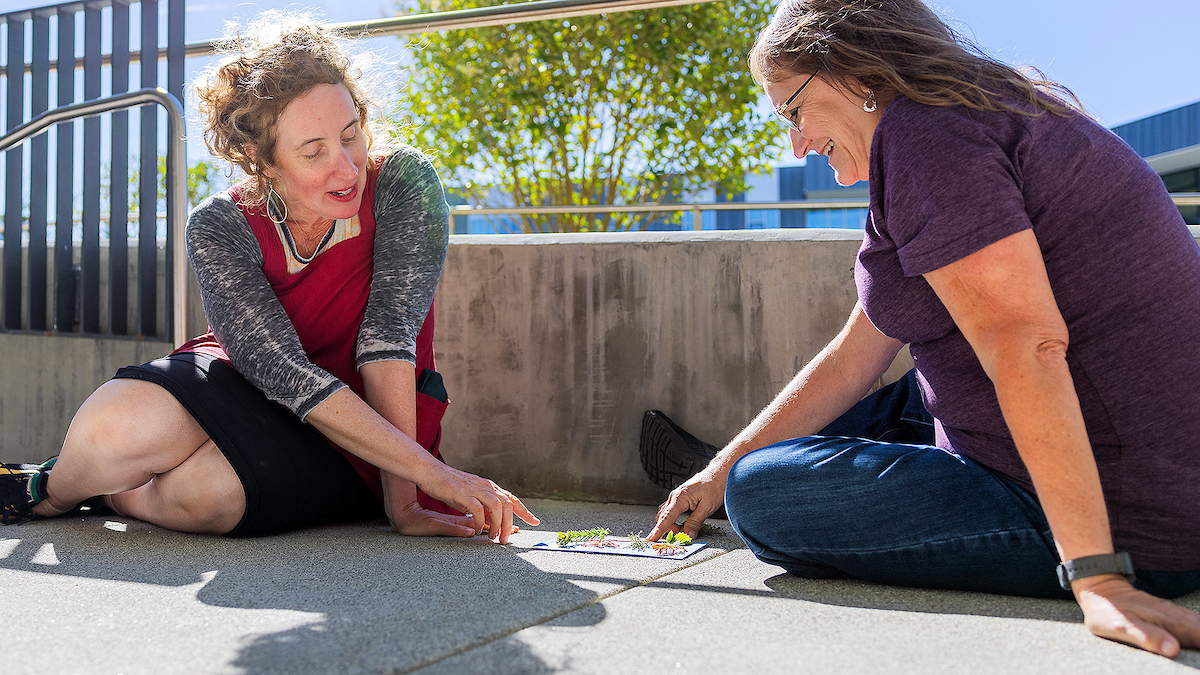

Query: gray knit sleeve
[
  {"left": 186, "top": 193, "right": 345, "bottom": 419},
  {"left": 356, "top": 147, "right": 450, "bottom": 367}
]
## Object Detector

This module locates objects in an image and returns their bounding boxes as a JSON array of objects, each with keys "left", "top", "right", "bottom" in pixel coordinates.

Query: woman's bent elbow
[{"left": 1033, "top": 335, "right": 1070, "bottom": 364}]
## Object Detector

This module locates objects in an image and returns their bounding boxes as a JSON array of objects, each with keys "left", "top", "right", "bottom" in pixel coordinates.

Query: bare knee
[
  {"left": 112, "top": 441, "right": 246, "bottom": 534},
  {"left": 168, "top": 480, "right": 245, "bottom": 533},
  {"left": 161, "top": 454, "right": 246, "bottom": 533},
  {"left": 65, "top": 380, "right": 208, "bottom": 472}
]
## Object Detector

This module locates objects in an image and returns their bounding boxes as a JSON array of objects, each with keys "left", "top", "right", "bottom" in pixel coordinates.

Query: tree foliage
[
  {"left": 396, "top": 0, "right": 782, "bottom": 232},
  {"left": 129, "top": 157, "right": 223, "bottom": 211}
]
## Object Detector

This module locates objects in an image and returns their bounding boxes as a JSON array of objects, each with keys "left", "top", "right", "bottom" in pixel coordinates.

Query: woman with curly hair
[
  {"left": 1, "top": 12, "right": 536, "bottom": 542},
  {"left": 650, "top": 0, "right": 1200, "bottom": 657}
]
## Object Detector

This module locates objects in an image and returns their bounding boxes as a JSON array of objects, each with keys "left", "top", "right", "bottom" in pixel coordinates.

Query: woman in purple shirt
[{"left": 650, "top": 0, "right": 1200, "bottom": 658}]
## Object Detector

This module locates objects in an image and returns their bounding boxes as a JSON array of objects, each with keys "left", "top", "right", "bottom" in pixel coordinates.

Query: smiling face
[
  {"left": 265, "top": 83, "right": 368, "bottom": 230},
  {"left": 765, "top": 73, "right": 884, "bottom": 186}
]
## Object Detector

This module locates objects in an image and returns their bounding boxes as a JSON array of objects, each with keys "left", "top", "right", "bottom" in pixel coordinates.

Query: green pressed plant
[
  {"left": 557, "top": 527, "right": 611, "bottom": 546},
  {"left": 662, "top": 531, "right": 692, "bottom": 546}
]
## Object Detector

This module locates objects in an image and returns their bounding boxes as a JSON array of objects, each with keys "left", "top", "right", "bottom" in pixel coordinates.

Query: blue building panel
[
  {"left": 1112, "top": 101, "right": 1200, "bottom": 157},
  {"left": 778, "top": 165, "right": 806, "bottom": 228},
  {"left": 801, "top": 154, "right": 857, "bottom": 192},
  {"left": 715, "top": 188, "right": 746, "bottom": 230}
]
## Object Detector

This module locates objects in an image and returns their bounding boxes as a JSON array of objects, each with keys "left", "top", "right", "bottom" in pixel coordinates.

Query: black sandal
[
  {"left": 0, "top": 463, "right": 50, "bottom": 525},
  {"left": 0, "top": 457, "right": 112, "bottom": 524}
]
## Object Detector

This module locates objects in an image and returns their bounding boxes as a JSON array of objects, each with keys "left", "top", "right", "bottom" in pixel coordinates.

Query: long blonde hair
[{"left": 749, "top": 0, "right": 1084, "bottom": 117}]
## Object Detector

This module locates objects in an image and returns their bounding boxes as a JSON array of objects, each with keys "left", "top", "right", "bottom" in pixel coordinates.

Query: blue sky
[
  {"left": 171, "top": 0, "right": 1200, "bottom": 127},
  {"left": 7, "top": 0, "right": 1200, "bottom": 162}
]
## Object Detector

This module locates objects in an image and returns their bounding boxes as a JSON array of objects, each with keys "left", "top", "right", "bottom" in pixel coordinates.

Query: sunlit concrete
[{"left": 4, "top": 500, "right": 1198, "bottom": 674}]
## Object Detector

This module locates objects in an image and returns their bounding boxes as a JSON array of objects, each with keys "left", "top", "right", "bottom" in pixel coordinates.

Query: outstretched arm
[
  {"left": 307, "top": 368, "right": 537, "bottom": 544},
  {"left": 649, "top": 301, "right": 903, "bottom": 540},
  {"left": 923, "top": 227, "right": 1200, "bottom": 658},
  {"left": 348, "top": 150, "right": 536, "bottom": 542},
  {"left": 359, "top": 359, "right": 523, "bottom": 539}
]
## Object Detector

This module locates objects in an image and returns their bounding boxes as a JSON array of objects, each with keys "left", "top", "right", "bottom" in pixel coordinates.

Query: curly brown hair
[
  {"left": 194, "top": 11, "right": 383, "bottom": 205},
  {"left": 749, "top": 0, "right": 1084, "bottom": 118}
]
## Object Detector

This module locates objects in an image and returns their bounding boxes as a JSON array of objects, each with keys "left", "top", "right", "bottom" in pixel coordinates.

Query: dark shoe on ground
[
  {"left": 0, "top": 458, "right": 111, "bottom": 523},
  {"left": 639, "top": 410, "right": 727, "bottom": 520},
  {"left": 0, "top": 463, "right": 48, "bottom": 525}
]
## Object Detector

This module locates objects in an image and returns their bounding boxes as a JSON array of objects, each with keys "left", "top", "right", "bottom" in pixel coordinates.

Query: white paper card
[{"left": 532, "top": 537, "right": 708, "bottom": 559}]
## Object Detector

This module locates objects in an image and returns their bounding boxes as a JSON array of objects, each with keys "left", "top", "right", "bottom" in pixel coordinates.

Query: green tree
[
  {"left": 182, "top": 158, "right": 218, "bottom": 207},
  {"left": 92, "top": 158, "right": 223, "bottom": 239},
  {"left": 396, "top": 0, "right": 782, "bottom": 233},
  {"left": 129, "top": 157, "right": 224, "bottom": 211}
]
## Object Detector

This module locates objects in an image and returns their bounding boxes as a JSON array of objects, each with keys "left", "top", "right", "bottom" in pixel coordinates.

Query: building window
[{"left": 1162, "top": 168, "right": 1199, "bottom": 226}]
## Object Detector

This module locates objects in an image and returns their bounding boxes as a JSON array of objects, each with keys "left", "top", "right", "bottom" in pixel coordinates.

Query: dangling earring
[
  {"left": 266, "top": 179, "right": 288, "bottom": 225},
  {"left": 863, "top": 89, "right": 878, "bottom": 113}
]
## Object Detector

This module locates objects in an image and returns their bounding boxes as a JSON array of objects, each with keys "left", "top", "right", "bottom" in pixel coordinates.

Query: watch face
[{"left": 1056, "top": 563, "right": 1072, "bottom": 591}]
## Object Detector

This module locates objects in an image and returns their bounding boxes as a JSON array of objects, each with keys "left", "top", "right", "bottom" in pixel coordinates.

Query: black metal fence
[{"left": 0, "top": 0, "right": 184, "bottom": 339}]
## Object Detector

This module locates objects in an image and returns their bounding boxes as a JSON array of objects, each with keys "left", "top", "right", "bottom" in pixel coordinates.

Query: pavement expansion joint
[{"left": 399, "top": 547, "right": 737, "bottom": 674}]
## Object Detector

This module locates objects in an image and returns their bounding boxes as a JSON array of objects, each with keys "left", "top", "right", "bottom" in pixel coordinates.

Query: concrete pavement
[{"left": 3, "top": 499, "right": 1198, "bottom": 674}]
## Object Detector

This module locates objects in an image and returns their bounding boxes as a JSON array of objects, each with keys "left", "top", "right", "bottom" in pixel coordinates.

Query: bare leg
[
  {"left": 33, "top": 379, "right": 246, "bottom": 534},
  {"left": 108, "top": 439, "right": 245, "bottom": 534}
]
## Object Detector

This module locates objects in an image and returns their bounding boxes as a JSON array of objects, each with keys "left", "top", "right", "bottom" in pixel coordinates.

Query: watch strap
[{"left": 1056, "top": 552, "right": 1136, "bottom": 590}]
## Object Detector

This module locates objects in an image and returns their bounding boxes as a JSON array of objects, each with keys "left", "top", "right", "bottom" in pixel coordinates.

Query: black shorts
[{"left": 114, "top": 352, "right": 382, "bottom": 537}]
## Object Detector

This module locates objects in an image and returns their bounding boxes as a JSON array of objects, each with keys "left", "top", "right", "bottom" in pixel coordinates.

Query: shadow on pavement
[
  {"left": 9, "top": 508, "right": 1194, "bottom": 672},
  {"left": 762, "top": 572, "right": 1084, "bottom": 622},
  {"left": 763, "top": 570, "right": 1200, "bottom": 622},
  {"left": 0, "top": 514, "right": 598, "bottom": 674},
  {"left": 761, "top": 571, "right": 1200, "bottom": 668}
]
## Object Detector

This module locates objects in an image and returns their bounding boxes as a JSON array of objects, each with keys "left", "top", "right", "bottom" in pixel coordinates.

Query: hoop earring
[
  {"left": 266, "top": 179, "right": 288, "bottom": 226},
  {"left": 863, "top": 89, "right": 878, "bottom": 113}
]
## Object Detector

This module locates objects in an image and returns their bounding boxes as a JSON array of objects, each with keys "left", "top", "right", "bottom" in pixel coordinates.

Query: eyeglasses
[{"left": 773, "top": 69, "right": 821, "bottom": 133}]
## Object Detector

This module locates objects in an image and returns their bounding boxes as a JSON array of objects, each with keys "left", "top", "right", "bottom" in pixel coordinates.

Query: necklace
[{"left": 279, "top": 220, "right": 337, "bottom": 262}]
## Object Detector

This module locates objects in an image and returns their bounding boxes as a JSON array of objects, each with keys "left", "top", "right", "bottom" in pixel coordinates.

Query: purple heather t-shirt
[{"left": 855, "top": 95, "right": 1200, "bottom": 570}]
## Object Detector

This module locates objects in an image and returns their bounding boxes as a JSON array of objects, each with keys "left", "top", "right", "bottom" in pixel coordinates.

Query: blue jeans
[{"left": 725, "top": 371, "right": 1200, "bottom": 599}]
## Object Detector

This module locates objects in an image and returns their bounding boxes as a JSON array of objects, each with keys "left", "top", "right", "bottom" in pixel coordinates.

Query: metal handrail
[
  {"left": 452, "top": 192, "right": 1200, "bottom": 217},
  {"left": 0, "top": 88, "right": 188, "bottom": 348},
  {"left": 451, "top": 198, "right": 870, "bottom": 230},
  {"left": 302, "top": 0, "right": 720, "bottom": 40},
  {"left": 450, "top": 199, "right": 869, "bottom": 215},
  {"left": 4, "top": 0, "right": 721, "bottom": 77}
]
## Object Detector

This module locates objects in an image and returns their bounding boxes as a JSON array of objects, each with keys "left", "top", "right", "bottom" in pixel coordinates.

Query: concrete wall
[
  {"left": 0, "top": 239, "right": 210, "bottom": 463},
  {"left": 433, "top": 230, "right": 911, "bottom": 504},
  {"left": 0, "top": 230, "right": 912, "bottom": 504},
  {"left": 0, "top": 333, "right": 174, "bottom": 462}
]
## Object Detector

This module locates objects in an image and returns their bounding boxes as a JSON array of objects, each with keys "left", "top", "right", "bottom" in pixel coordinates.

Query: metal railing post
[
  {"left": 444, "top": 193, "right": 1199, "bottom": 223},
  {"left": 0, "top": 88, "right": 189, "bottom": 347}
]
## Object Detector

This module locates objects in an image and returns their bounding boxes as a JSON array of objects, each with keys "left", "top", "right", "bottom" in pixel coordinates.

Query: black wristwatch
[{"left": 1056, "top": 552, "right": 1136, "bottom": 591}]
